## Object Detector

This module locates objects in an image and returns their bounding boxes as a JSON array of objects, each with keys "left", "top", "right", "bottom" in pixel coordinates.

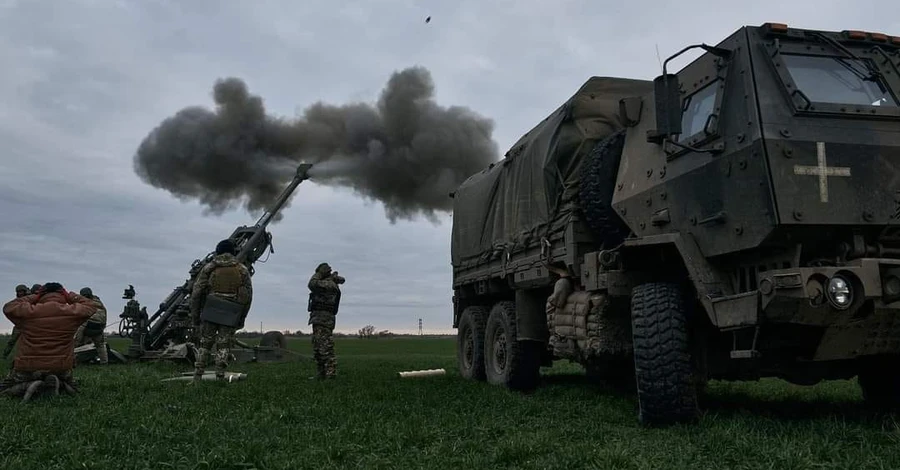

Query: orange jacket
[{"left": 3, "top": 290, "right": 97, "bottom": 372}]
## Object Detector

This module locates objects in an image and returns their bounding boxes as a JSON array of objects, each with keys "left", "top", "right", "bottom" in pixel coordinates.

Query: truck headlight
[{"left": 826, "top": 275, "right": 852, "bottom": 310}]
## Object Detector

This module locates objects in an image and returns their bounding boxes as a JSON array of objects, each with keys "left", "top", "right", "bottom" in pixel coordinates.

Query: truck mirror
[{"left": 653, "top": 73, "right": 682, "bottom": 137}]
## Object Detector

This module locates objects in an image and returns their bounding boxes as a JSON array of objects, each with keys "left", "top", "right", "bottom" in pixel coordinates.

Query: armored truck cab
[{"left": 449, "top": 23, "right": 900, "bottom": 426}]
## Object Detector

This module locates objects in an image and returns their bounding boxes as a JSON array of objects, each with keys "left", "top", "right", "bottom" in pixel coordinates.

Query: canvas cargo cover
[{"left": 450, "top": 76, "right": 653, "bottom": 268}]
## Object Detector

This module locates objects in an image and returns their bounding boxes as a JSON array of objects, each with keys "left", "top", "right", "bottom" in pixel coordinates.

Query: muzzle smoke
[{"left": 133, "top": 66, "right": 499, "bottom": 223}]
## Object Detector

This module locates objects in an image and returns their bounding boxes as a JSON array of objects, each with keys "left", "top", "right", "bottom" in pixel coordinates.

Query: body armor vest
[
  {"left": 308, "top": 286, "right": 340, "bottom": 313},
  {"left": 208, "top": 264, "right": 243, "bottom": 299}
]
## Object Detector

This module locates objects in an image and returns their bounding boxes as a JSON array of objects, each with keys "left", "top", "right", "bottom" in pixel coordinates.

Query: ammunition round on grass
[{"left": 397, "top": 368, "right": 445, "bottom": 378}]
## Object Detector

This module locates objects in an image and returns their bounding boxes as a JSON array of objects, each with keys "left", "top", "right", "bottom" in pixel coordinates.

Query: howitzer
[{"left": 118, "top": 163, "right": 314, "bottom": 363}]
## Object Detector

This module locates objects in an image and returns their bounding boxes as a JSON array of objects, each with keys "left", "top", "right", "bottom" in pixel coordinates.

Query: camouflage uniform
[
  {"left": 74, "top": 287, "right": 108, "bottom": 364},
  {"left": 2, "top": 285, "right": 30, "bottom": 360},
  {"left": 308, "top": 263, "right": 344, "bottom": 379},
  {"left": 189, "top": 240, "right": 253, "bottom": 381},
  {"left": 0, "top": 369, "right": 78, "bottom": 399}
]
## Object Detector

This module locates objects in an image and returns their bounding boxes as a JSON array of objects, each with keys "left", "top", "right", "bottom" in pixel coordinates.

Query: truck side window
[{"left": 679, "top": 81, "right": 718, "bottom": 141}]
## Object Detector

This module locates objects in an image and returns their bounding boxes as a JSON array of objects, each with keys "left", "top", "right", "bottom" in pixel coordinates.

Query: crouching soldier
[
  {"left": 0, "top": 282, "right": 97, "bottom": 401},
  {"left": 2, "top": 285, "right": 30, "bottom": 360},
  {"left": 74, "top": 287, "right": 108, "bottom": 365},
  {"left": 189, "top": 239, "right": 253, "bottom": 382}
]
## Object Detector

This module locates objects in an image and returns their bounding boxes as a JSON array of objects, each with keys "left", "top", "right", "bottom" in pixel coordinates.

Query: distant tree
[{"left": 358, "top": 325, "right": 376, "bottom": 338}]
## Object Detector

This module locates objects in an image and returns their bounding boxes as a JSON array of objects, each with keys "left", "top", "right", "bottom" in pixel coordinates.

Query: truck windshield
[{"left": 781, "top": 54, "right": 898, "bottom": 107}]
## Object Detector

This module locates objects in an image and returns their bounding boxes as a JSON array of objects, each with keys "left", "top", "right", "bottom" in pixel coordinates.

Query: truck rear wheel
[
  {"left": 579, "top": 129, "right": 631, "bottom": 247},
  {"left": 456, "top": 306, "right": 488, "bottom": 381},
  {"left": 631, "top": 282, "right": 700, "bottom": 426},
  {"left": 484, "top": 301, "right": 541, "bottom": 391}
]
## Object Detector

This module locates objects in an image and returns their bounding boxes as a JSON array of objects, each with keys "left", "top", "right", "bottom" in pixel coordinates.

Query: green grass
[{"left": 1, "top": 336, "right": 899, "bottom": 469}]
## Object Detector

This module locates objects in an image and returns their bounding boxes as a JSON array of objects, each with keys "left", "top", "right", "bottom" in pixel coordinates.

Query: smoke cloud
[{"left": 133, "top": 66, "right": 500, "bottom": 224}]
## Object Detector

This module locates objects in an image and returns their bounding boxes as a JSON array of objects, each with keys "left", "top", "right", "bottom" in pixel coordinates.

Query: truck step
[{"left": 730, "top": 349, "right": 760, "bottom": 359}]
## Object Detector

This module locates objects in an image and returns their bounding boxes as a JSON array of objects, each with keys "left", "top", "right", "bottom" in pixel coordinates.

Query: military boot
[{"left": 43, "top": 375, "right": 60, "bottom": 396}]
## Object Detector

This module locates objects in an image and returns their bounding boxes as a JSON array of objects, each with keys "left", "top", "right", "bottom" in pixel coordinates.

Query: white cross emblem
[{"left": 792, "top": 142, "right": 851, "bottom": 203}]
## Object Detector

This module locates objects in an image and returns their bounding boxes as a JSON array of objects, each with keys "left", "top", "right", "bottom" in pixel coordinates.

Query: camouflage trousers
[
  {"left": 194, "top": 320, "right": 236, "bottom": 378},
  {"left": 312, "top": 324, "right": 336, "bottom": 378},
  {"left": 2, "top": 327, "right": 19, "bottom": 359},
  {"left": 0, "top": 369, "right": 78, "bottom": 399},
  {"left": 74, "top": 323, "right": 108, "bottom": 364}
]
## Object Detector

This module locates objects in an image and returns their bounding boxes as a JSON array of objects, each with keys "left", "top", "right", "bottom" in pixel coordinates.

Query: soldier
[
  {"left": 0, "top": 282, "right": 97, "bottom": 401},
  {"left": 189, "top": 239, "right": 253, "bottom": 382},
  {"left": 73, "top": 287, "right": 108, "bottom": 365},
  {"left": 2, "top": 285, "right": 29, "bottom": 360},
  {"left": 307, "top": 262, "right": 344, "bottom": 379}
]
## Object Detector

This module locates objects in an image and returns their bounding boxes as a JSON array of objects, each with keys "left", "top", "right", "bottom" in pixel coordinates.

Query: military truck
[{"left": 449, "top": 23, "right": 900, "bottom": 425}]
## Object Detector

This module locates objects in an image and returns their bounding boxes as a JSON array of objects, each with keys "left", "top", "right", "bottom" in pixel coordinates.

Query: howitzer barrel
[{"left": 236, "top": 163, "right": 312, "bottom": 263}]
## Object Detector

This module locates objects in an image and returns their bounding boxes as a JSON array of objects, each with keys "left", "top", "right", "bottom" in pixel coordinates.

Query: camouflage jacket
[
  {"left": 190, "top": 253, "right": 253, "bottom": 326},
  {"left": 308, "top": 272, "right": 341, "bottom": 326},
  {"left": 86, "top": 295, "right": 107, "bottom": 325}
]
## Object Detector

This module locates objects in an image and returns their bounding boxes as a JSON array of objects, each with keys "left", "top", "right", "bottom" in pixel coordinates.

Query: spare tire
[
  {"left": 259, "top": 330, "right": 287, "bottom": 349},
  {"left": 579, "top": 129, "right": 631, "bottom": 248}
]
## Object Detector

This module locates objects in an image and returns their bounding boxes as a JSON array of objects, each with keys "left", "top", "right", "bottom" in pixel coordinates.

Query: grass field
[{"left": 1, "top": 336, "right": 899, "bottom": 469}]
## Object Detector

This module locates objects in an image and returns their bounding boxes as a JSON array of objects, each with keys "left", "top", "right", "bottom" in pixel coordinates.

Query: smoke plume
[{"left": 133, "top": 66, "right": 499, "bottom": 224}]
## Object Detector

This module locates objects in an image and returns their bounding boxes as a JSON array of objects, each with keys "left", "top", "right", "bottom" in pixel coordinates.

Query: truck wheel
[
  {"left": 858, "top": 357, "right": 900, "bottom": 410},
  {"left": 631, "top": 282, "right": 700, "bottom": 426},
  {"left": 457, "top": 306, "right": 488, "bottom": 381},
  {"left": 484, "top": 301, "right": 541, "bottom": 391},
  {"left": 579, "top": 129, "right": 631, "bottom": 247}
]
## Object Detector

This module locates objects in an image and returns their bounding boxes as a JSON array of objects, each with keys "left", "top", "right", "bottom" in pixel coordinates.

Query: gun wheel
[
  {"left": 260, "top": 331, "right": 287, "bottom": 350},
  {"left": 118, "top": 319, "right": 135, "bottom": 338}
]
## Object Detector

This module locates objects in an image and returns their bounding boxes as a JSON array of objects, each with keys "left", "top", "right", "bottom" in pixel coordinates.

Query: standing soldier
[
  {"left": 2, "top": 285, "right": 29, "bottom": 360},
  {"left": 189, "top": 239, "right": 253, "bottom": 382},
  {"left": 74, "top": 287, "right": 108, "bottom": 365},
  {"left": 307, "top": 263, "right": 344, "bottom": 379}
]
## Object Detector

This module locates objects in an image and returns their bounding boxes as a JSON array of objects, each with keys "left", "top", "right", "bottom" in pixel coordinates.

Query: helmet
[
  {"left": 15, "top": 284, "right": 28, "bottom": 296},
  {"left": 80, "top": 287, "right": 93, "bottom": 298},
  {"left": 215, "top": 239, "right": 236, "bottom": 255}
]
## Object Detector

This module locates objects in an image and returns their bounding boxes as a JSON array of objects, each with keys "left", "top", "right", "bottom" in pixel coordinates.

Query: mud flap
[{"left": 515, "top": 289, "right": 548, "bottom": 342}]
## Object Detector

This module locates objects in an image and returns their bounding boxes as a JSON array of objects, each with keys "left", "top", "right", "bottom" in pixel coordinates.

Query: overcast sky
[{"left": 1, "top": 1, "right": 897, "bottom": 335}]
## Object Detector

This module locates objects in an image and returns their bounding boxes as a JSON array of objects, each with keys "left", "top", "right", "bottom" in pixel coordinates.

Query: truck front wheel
[
  {"left": 630, "top": 282, "right": 700, "bottom": 426},
  {"left": 484, "top": 301, "right": 541, "bottom": 391},
  {"left": 457, "top": 306, "right": 488, "bottom": 381}
]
